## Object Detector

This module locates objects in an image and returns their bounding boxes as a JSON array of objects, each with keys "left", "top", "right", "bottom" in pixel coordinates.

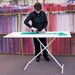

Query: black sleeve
[
  {"left": 24, "top": 13, "right": 32, "bottom": 28},
  {"left": 43, "top": 12, "right": 48, "bottom": 29},
  {"left": 43, "top": 12, "right": 48, "bottom": 28},
  {"left": 38, "top": 12, "right": 48, "bottom": 31}
]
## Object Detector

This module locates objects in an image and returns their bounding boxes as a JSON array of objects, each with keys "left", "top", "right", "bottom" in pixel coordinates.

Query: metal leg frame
[
  {"left": 37, "top": 38, "right": 64, "bottom": 74},
  {"left": 24, "top": 38, "right": 64, "bottom": 74}
]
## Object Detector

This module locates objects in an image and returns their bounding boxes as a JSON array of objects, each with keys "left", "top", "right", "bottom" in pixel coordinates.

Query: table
[{"left": 4, "top": 31, "right": 71, "bottom": 74}]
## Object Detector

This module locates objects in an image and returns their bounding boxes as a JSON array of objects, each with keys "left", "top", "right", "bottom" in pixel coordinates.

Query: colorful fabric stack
[{"left": 0, "top": 3, "right": 75, "bottom": 55}]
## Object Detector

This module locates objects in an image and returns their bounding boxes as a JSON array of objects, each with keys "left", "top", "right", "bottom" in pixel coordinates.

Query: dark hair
[{"left": 34, "top": 2, "right": 42, "bottom": 11}]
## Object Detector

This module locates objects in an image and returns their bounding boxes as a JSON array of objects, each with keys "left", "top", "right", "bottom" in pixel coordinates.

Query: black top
[{"left": 24, "top": 11, "right": 48, "bottom": 31}]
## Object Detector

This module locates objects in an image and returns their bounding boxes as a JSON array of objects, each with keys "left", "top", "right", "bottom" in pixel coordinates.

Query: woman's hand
[
  {"left": 31, "top": 27, "right": 37, "bottom": 32},
  {"left": 41, "top": 29, "right": 46, "bottom": 33}
]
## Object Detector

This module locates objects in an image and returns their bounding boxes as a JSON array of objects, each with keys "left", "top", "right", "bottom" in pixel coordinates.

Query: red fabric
[
  {"left": 56, "top": 38, "right": 65, "bottom": 54},
  {"left": 49, "top": 14, "right": 57, "bottom": 31},
  {"left": 71, "top": 35, "right": 75, "bottom": 55},
  {"left": 67, "top": 4, "right": 73, "bottom": 10},
  {"left": 23, "top": 38, "right": 34, "bottom": 54},
  {"left": 50, "top": 38, "right": 57, "bottom": 54}
]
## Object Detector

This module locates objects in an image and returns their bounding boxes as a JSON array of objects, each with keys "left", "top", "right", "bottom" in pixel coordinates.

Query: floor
[{"left": 0, "top": 54, "right": 75, "bottom": 75}]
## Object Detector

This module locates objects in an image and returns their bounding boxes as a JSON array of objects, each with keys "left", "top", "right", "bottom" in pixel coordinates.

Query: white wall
[
  {"left": 1, "top": 1, "right": 10, "bottom": 5},
  {"left": 45, "top": 0, "right": 67, "bottom": 4},
  {"left": 38, "top": 0, "right": 43, "bottom": 3},
  {"left": 3, "top": 0, "right": 13, "bottom": 1},
  {"left": 0, "top": 0, "right": 68, "bottom": 6},
  {"left": 17, "top": 0, "right": 25, "bottom": 5}
]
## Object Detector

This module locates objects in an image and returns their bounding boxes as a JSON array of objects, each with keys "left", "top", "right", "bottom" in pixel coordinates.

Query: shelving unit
[{"left": 0, "top": 2, "right": 75, "bottom": 55}]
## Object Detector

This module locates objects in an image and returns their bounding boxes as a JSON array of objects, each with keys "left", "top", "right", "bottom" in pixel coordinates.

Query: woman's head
[{"left": 34, "top": 2, "right": 42, "bottom": 13}]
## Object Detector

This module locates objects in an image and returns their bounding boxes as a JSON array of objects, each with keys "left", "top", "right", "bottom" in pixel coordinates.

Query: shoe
[
  {"left": 44, "top": 57, "right": 50, "bottom": 62},
  {"left": 36, "top": 58, "right": 40, "bottom": 62}
]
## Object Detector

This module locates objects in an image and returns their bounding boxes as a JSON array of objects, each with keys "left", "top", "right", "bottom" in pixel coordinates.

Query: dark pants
[{"left": 33, "top": 38, "right": 48, "bottom": 58}]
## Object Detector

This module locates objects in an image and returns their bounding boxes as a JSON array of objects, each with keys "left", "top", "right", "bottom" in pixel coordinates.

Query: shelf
[
  {"left": 70, "top": 32, "right": 75, "bottom": 35},
  {"left": 0, "top": 13, "right": 18, "bottom": 16},
  {"left": 0, "top": 12, "right": 29, "bottom": 16},
  {"left": 0, "top": 10, "right": 75, "bottom": 16},
  {"left": 0, "top": 33, "right": 7, "bottom": 36},
  {"left": 48, "top": 10, "right": 75, "bottom": 14}
]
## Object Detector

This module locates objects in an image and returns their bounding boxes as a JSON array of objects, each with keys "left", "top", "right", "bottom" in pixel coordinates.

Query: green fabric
[
  {"left": 57, "top": 32, "right": 67, "bottom": 36},
  {"left": 21, "top": 32, "right": 39, "bottom": 34},
  {"left": 21, "top": 32, "right": 68, "bottom": 36}
]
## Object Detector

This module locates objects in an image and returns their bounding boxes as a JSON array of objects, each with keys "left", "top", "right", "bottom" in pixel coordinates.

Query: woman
[{"left": 24, "top": 2, "right": 50, "bottom": 62}]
